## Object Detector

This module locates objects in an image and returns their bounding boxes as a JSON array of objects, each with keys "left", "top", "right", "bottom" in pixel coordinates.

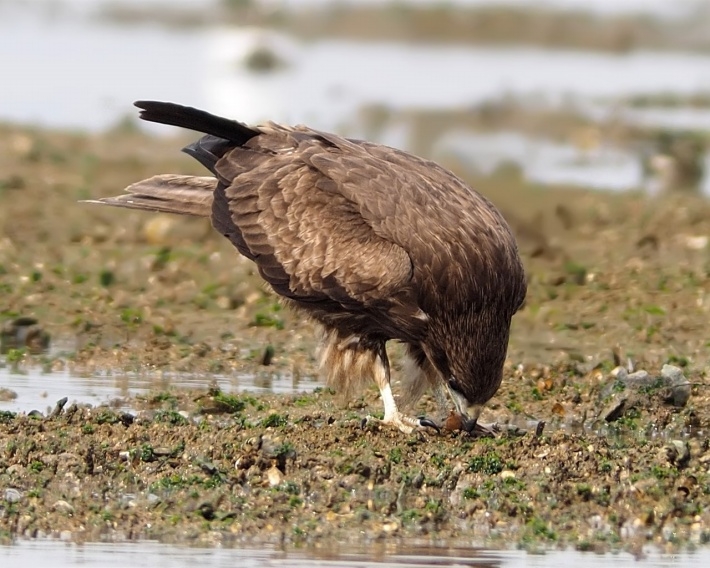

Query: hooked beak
[{"left": 445, "top": 383, "right": 483, "bottom": 433}]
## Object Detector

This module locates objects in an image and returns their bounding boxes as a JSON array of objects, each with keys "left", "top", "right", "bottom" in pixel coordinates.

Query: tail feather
[
  {"left": 182, "top": 135, "right": 233, "bottom": 173},
  {"left": 84, "top": 174, "right": 216, "bottom": 217},
  {"left": 135, "top": 100, "right": 260, "bottom": 145}
]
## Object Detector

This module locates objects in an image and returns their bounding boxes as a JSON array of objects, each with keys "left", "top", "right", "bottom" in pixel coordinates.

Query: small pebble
[
  {"left": 610, "top": 366, "right": 628, "bottom": 380},
  {"left": 666, "top": 440, "right": 691, "bottom": 468},
  {"left": 661, "top": 364, "right": 684, "bottom": 383},
  {"left": 621, "top": 370, "right": 652, "bottom": 388},
  {"left": 119, "top": 494, "right": 137, "bottom": 508},
  {"left": 52, "top": 500, "right": 75, "bottom": 515},
  {"left": 661, "top": 364, "right": 691, "bottom": 407},
  {"left": 4, "top": 488, "right": 21, "bottom": 503},
  {"left": 146, "top": 494, "right": 161, "bottom": 507},
  {"left": 0, "top": 388, "right": 17, "bottom": 401},
  {"left": 443, "top": 411, "right": 463, "bottom": 432}
]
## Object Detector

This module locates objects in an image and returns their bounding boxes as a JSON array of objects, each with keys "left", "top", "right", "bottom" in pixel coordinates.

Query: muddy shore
[{"left": 1, "top": 121, "right": 709, "bottom": 553}]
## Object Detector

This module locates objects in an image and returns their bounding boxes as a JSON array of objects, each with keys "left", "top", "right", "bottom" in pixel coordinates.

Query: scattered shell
[
  {"left": 266, "top": 465, "right": 283, "bottom": 487},
  {"left": 665, "top": 440, "right": 691, "bottom": 468},
  {"left": 601, "top": 395, "right": 627, "bottom": 422}
]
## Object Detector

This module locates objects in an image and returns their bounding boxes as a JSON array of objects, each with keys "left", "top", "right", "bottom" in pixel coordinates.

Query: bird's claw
[{"left": 417, "top": 416, "right": 441, "bottom": 433}]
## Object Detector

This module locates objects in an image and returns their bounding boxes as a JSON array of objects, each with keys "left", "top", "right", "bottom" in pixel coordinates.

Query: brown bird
[{"left": 87, "top": 101, "right": 526, "bottom": 434}]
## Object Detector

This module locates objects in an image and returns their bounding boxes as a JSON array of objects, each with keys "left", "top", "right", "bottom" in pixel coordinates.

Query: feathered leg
[{"left": 318, "top": 328, "right": 437, "bottom": 434}]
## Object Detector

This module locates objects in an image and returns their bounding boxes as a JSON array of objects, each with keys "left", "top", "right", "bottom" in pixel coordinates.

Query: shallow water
[
  {"left": 2, "top": 4, "right": 710, "bottom": 132},
  {"left": 15, "top": 0, "right": 704, "bottom": 19},
  {"left": 206, "top": 35, "right": 710, "bottom": 130},
  {"left": 0, "top": 540, "right": 708, "bottom": 568},
  {"left": 434, "top": 129, "right": 710, "bottom": 195},
  {"left": 0, "top": 365, "right": 319, "bottom": 414}
]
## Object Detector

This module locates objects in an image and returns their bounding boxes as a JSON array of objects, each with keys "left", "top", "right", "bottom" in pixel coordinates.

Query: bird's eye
[{"left": 447, "top": 377, "right": 460, "bottom": 392}]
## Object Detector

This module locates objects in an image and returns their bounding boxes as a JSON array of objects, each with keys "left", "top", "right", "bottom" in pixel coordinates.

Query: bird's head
[
  {"left": 426, "top": 307, "right": 513, "bottom": 433},
  {"left": 444, "top": 373, "right": 499, "bottom": 433}
]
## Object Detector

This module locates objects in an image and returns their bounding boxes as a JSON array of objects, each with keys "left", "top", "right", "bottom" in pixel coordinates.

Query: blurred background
[{"left": 2, "top": 0, "right": 710, "bottom": 195}]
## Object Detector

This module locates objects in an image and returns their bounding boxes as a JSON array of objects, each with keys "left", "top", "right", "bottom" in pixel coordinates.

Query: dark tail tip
[{"left": 134, "top": 100, "right": 260, "bottom": 146}]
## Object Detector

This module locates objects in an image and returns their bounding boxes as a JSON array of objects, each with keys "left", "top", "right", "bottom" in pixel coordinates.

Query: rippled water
[{"left": 0, "top": 540, "right": 708, "bottom": 568}]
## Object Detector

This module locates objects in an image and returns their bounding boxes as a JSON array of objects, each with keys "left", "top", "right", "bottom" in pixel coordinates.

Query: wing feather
[{"left": 205, "top": 127, "right": 424, "bottom": 337}]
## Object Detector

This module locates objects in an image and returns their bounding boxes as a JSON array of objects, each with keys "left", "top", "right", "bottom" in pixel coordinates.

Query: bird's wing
[
  {"left": 299, "top": 134, "right": 501, "bottom": 308},
  {"left": 293, "top": 131, "right": 525, "bottom": 315},
  {"left": 210, "top": 125, "right": 416, "bottom": 315}
]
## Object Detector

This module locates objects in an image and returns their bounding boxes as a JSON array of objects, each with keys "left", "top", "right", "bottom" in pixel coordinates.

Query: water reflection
[
  {"left": 0, "top": 540, "right": 707, "bottom": 568},
  {"left": 0, "top": 365, "right": 320, "bottom": 414}
]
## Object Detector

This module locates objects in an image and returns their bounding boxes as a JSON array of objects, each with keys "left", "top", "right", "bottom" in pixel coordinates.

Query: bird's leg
[{"left": 371, "top": 343, "right": 439, "bottom": 434}]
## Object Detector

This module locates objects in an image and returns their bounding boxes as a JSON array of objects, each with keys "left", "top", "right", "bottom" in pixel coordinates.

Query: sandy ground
[{"left": 1, "top": 120, "right": 709, "bottom": 553}]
